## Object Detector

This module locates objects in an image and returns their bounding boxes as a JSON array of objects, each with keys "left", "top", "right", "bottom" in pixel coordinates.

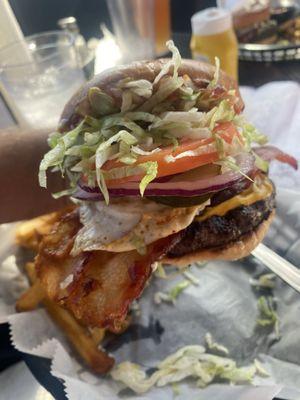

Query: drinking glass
[
  {"left": 106, "top": 0, "right": 156, "bottom": 62},
  {"left": 0, "top": 31, "right": 86, "bottom": 129}
]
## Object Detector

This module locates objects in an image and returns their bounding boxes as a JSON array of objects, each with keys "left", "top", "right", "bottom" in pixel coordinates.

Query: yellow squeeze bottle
[{"left": 190, "top": 7, "right": 238, "bottom": 81}]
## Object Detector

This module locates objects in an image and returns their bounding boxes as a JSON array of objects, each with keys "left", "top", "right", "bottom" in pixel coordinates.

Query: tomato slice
[
  {"left": 214, "top": 121, "right": 243, "bottom": 143},
  {"left": 102, "top": 121, "right": 243, "bottom": 187}
]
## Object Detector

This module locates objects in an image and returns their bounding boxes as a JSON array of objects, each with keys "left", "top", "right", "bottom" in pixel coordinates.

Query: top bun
[{"left": 59, "top": 59, "right": 244, "bottom": 133}]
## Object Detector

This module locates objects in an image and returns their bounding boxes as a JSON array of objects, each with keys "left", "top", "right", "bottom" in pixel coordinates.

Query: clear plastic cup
[
  {"left": 106, "top": 0, "right": 156, "bottom": 62},
  {"left": 0, "top": 31, "right": 86, "bottom": 129}
]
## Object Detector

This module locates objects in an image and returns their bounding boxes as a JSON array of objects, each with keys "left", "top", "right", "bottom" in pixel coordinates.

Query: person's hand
[{"left": 0, "top": 127, "right": 70, "bottom": 223}]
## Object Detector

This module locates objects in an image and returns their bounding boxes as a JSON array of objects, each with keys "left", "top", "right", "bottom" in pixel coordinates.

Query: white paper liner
[
  {"left": 0, "top": 82, "right": 300, "bottom": 399},
  {"left": 240, "top": 82, "right": 300, "bottom": 189}
]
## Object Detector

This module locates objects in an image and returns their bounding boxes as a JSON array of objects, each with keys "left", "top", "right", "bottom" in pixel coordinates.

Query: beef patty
[{"left": 168, "top": 189, "right": 275, "bottom": 258}]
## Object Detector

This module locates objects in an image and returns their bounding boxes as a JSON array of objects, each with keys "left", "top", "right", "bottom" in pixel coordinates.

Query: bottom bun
[{"left": 162, "top": 210, "right": 275, "bottom": 267}]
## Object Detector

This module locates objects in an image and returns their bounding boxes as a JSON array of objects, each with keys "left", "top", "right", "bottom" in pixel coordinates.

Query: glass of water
[
  {"left": 106, "top": 0, "right": 156, "bottom": 62},
  {"left": 0, "top": 31, "right": 86, "bottom": 129}
]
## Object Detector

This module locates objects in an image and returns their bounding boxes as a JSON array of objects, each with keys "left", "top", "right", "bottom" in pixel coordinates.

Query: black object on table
[
  {"left": 173, "top": 32, "right": 300, "bottom": 86},
  {"left": 0, "top": 324, "right": 66, "bottom": 399},
  {"left": 0, "top": 324, "right": 21, "bottom": 373}
]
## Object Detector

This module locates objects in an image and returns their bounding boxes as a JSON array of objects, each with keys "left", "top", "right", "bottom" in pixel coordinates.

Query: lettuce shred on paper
[
  {"left": 256, "top": 295, "right": 280, "bottom": 339},
  {"left": 111, "top": 340, "right": 269, "bottom": 394}
]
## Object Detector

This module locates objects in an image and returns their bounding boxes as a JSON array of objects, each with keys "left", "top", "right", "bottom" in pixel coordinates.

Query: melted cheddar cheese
[{"left": 196, "top": 177, "right": 273, "bottom": 222}]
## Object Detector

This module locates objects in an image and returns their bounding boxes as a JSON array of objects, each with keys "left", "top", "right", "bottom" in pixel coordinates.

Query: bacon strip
[
  {"left": 254, "top": 145, "right": 298, "bottom": 170},
  {"left": 36, "top": 208, "right": 81, "bottom": 300},
  {"left": 36, "top": 208, "right": 181, "bottom": 329},
  {"left": 63, "top": 233, "right": 181, "bottom": 328}
]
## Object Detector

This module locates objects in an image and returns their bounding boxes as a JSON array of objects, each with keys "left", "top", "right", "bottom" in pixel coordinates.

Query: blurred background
[
  {"left": 0, "top": 0, "right": 299, "bottom": 130},
  {"left": 8, "top": 0, "right": 211, "bottom": 39}
]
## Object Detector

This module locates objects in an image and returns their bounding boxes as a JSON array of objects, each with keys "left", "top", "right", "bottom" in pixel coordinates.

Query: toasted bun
[
  {"left": 58, "top": 59, "right": 244, "bottom": 132},
  {"left": 162, "top": 210, "right": 275, "bottom": 267}
]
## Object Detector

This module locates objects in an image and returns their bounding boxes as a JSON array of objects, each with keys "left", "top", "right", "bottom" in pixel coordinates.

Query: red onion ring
[
  {"left": 74, "top": 152, "right": 255, "bottom": 201},
  {"left": 254, "top": 146, "right": 298, "bottom": 170}
]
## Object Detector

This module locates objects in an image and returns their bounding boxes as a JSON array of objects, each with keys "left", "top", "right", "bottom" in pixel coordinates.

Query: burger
[{"left": 18, "top": 41, "right": 297, "bottom": 372}]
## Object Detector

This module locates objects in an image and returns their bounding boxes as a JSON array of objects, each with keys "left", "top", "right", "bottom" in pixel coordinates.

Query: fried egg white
[{"left": 71, "top": 198, "right": 209, "bottom": 254}]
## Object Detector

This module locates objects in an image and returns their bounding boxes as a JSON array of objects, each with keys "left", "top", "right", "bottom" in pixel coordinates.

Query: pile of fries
[{"left": 15, "top": 212, "right": 129, "bottom": 373}]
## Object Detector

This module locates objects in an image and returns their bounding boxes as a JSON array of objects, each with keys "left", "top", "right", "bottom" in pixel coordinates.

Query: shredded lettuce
[
  {"left": 111, "top": 341, "right": 263, "bottom": 394},
  {"left": 125, "top": 111, "right": 158, "bottom": 123},
  {"left": 124, "top": 79, "right": 153, "bottom": 98},
  {"left": 161, "top": 133, "right": 179, "bottom": 149},
  {"left": 153, "top": 40, "right": 181, "bottom": 85},
  {"left": 166, "top": 280, "right": 190, "bottom": 302},
  {"left": 118, "top": 154, "right": 137, "bottom": 165},
  {"left": 47, "top": 132, "right": 61, "bottom": 148},
  {"left": 149, "top": 111, "right": 211, "bottom": 141},
  {"left": 96, "top": 169, "right": 109, "bottom": 204},
  {"left": 153, "top": 262, "right": 168, "bottom": 279},
  {"left": 256, "top": 296, "right": 280, "bottom": 339},
  {"left": 205, "top": 332, "right": 229, "bottom": 355},
  {"left": 39, "top": 142, "right": 65, "bottom": 188},
  {"left": 101, "top": 116, "right": 145, "bottom": 139},
  {"left": 208, "top": 57, "right": 220, "bottom": 88},
  {"left": 208, "top": 100, "right": 235, "bottom": 131},
  {"left": 220, "top": 364, "right": 256, "bottom": 384},
  {"left": 182, "top": 270, "right": 199, "bottom": 286},
  {"left": 139, "top": 161, "right": 158, "bottom": 196},
  {"left": 121, "top": 90, "right": 133, "bottom": 113},
  {"left": 39, "top": 41, "right": 270, "bottom": 204},
  {"left": 254, "top": 359, "right": 270, "bottom": 377},
  {"left": 215, "top": 136, "right": 225, "bottom": 158},
  {"left": 234, "top": 115, "right": 268, "bottom": 147},
  {"left": 154, "top": 280, "right": 190, "bottom": 305},
  {"left": 254, "top": 152, "right": 269, "bottom": 173},
  {"left": 131, "top": 146, "right": 161, "bottom": 156},
  {"left": 52, "top": 188, "right": 76, "bottom": 199},
  {"left": 250, "top": 273, "right": 276, "bottom": 289},
  {"left": 39, "top": 121, "right": 84, "bottom": 187},
  {"left": 96, "top": 130, "right": 137, "bottom": 166},
  {"left": 244, "top": 123, "right": 268, "bottom": 145},
  {"left": 140, "top": 76, "right": 184, "bottom": 112}
]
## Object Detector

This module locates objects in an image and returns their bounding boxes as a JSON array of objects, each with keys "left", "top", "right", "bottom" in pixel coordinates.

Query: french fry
[
  {"left": 89, "top": 327, "right": 106, "bottom": 345},
  {"left": 15, "top": 212, "right": 59, "bottom": 250},
  {"left": 16, "top": 207, "right": 74, "bottom": 251},
  {"left": 16, "top": 280, "right": 45, "bottom": 311},
  {"left": 24, "top": 262, "right": 36, "bottom": 282},
  {"left": 44, "top": 299, "right": 114, "bottom": 373},
  {"left": 19, "top": 262, "right": 114, "bottom": 373}
]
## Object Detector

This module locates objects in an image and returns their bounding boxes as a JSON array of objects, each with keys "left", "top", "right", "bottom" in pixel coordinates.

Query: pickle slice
[{"left": 148, "top": 193, "right": 211, "bottom": 208}]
